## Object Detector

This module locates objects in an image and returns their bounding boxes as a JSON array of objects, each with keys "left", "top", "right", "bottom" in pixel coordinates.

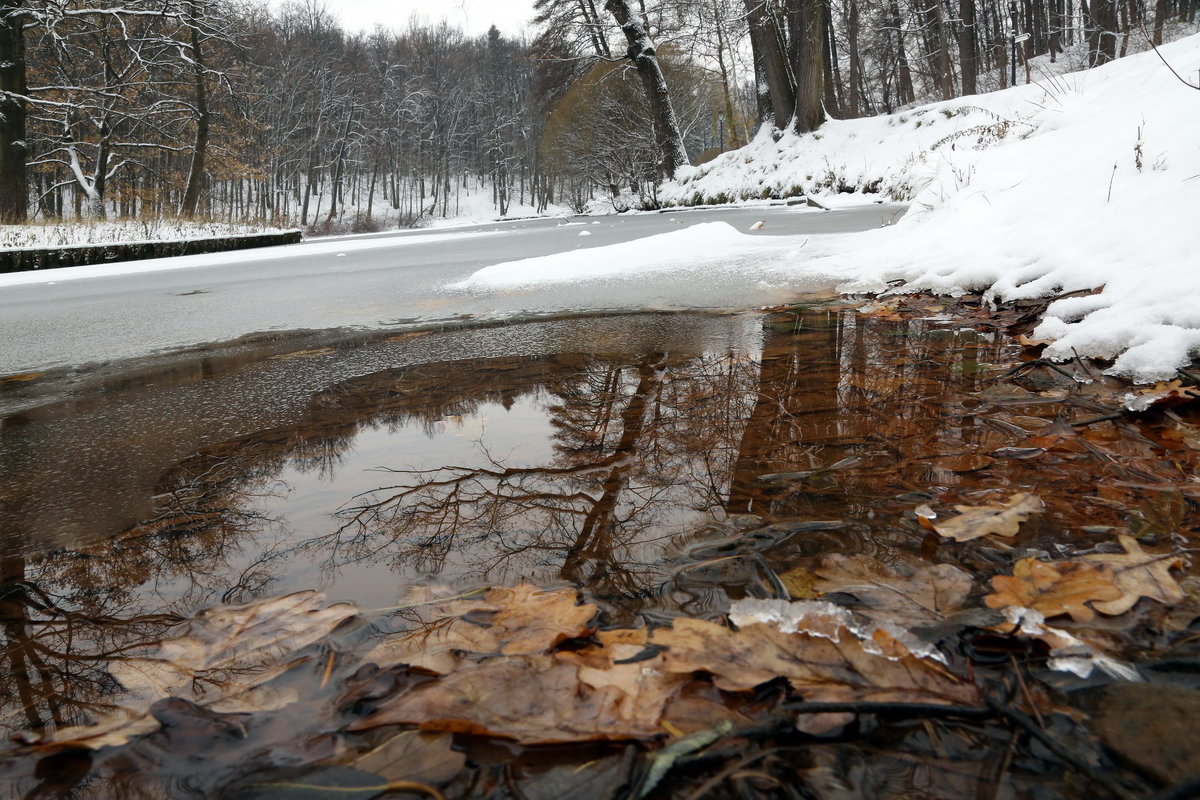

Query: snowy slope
[{"left": 463, "top": 34, "right": 1200, "bottom": 382}]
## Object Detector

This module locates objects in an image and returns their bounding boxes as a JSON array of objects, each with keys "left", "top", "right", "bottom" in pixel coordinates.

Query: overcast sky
[{"left": 295, "top": 0, "right": 536, "bottom": 37}]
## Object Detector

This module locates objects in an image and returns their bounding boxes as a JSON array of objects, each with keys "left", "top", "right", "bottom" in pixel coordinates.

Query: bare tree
[{"left": 605, "top": 0, "right": 689, "bottom": 180}]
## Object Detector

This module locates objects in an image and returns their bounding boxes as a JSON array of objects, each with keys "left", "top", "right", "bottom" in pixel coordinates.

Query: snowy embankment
[{"left": 460, "top": 35, "right": 1200, "bottom": 382}]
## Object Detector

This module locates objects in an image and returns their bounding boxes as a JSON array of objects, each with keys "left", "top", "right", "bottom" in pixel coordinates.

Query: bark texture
[{"left": 0, "top": 2, "right": 28, "bottom": 223}]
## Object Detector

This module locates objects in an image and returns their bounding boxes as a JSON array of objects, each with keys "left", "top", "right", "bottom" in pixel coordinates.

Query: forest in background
[{"left": 0, "top": 0, "right": 1195, "bottom": 232}]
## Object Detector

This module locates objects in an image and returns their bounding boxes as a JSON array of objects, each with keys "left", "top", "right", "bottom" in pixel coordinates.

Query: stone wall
[{"left": 0, "top": 230, "right": 303, "bottom": 274}]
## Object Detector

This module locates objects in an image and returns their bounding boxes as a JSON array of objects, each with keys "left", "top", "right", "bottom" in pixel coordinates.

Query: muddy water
[{"left": 1, "top": 305, "right": 1197, "bottom": 790}]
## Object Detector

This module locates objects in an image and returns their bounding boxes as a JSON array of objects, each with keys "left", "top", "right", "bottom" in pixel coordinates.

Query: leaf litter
[{"left": 5, "top": 295, "right": 1200, "bottom": 799}]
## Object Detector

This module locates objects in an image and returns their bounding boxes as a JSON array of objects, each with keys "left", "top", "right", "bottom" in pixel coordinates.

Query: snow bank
[
  {"left": 451, "top": 221, "right": 797, "bottom": 289},
  {"left": 462, "top": 35, "right": 1200, "bottom": 382}
]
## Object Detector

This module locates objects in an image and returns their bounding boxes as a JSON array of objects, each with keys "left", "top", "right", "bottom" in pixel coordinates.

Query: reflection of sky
[{"left": 265, "top": 397, "right": 559, "bottom": 609}]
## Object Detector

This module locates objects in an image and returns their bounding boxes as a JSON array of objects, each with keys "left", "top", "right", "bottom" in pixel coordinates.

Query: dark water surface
[{"left": 2, "top": 305, "right": 1194, "bottom": 797}]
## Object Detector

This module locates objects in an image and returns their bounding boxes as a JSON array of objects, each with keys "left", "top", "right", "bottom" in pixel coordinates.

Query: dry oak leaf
[
  {"left": 38, "top": 591, "right": 356, "bottom": 750},
  {"left": 1125, "top": 380, "right": 1200, "bottom": 412},
  {"left": 931, "top": 492, "right": 1045, "bottom": 542},
  {"left": 349, "top": 654, "right": 682, "bottom": 744},
  {"left": 1081, "top": 535, "right": 1186, "bottom": 615},
  {"left": 812, "top": 554, "right": 972, "bottom": 631},
  {"left": 650, "top": 616, "right": 980, "bottom": 707},
  {"left": 365, "top": 584, "right": 596, "bottom": 674},
  {"left": 984, "top": 558, "right": 1123, "bottom": 622}
]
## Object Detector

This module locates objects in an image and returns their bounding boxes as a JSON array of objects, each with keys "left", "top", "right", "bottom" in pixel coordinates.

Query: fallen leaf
[
  {"left": 1081, "top": 534, "right": 1185, "bottom": 615},
  {"left": 1125, "top": 380, "right": 1200, "bottom": 412},
  {"left": 349, "top": 655, "right": 679, "bottom": 744},
  {"left": 364, "top": 584, "right": 596, "bottom": 674},
  {"left": 931, "top": 492, "right": 1045, "bottom": 542},
  {"left": 983, "top": 558, "right": 1123, "bottom": 622},
  {"left": 811, "top": 554, "right": 972, "bottom": 631},
  {"left": 779, "top": 566, "right": 819, "bottom": 600},
  {"left": 352, "top": 731, "right": 465, "bottom": 785},
  {"left": 1016, "top": 335, "right": 1052, "bottom": 348},
  {"left": 653, "top": 614, "right": 979, "bottom": 706},
  {"left": 1, "top": 371, "right": 43, "bottom": 382},
  {"left": 38, "top": 592, "right": 356, "bottom": 750}
]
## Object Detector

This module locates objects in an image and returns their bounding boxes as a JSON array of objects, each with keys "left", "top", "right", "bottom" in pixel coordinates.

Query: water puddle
[{"left": 1, "top": 304, "right": 1197, "bottom": 797}]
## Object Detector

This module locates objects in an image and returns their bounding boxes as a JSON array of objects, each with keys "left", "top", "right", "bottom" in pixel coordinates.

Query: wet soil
[{"left": 0, "top": 297, "right": 1198, "bottom": 798}]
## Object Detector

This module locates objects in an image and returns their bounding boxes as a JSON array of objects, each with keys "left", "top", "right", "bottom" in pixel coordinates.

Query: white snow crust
[{"left": 462, "top": 35, "right": 1200, "bottom": 382}]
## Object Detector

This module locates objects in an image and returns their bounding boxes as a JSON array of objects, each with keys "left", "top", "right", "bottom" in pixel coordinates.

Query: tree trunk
[
  {"left": 1152, "top": 0, "right": 1166, "bottom": 43},
  {"left": 0, "top": 1, "right": 28, "bottom": 223},
  {"left": 959, "top": 0, "right": 979, "bottom": 94},
  {"left": 791, "top": 0, "right": 826, "bottom": 133},
  {"left": 922, "top": 0, "right": 955, "bottom": 99},
  {"left": 180, "top": 1, "right": 209, "bottom": 218},
  {"left": 605, "top": 0, "right": 689, "bottom": 180},
  {"left": 1087, "top": 0, "right": 1117, "bottom": 65},
  {"left": 889, "top": 0, "right": 916, "bottom": 104},
  {"left": 744, "top": 0, "right": 796, "bottom": 129},
  {"left": 847, "top": 0, "right": 862, "bottom": 116}
]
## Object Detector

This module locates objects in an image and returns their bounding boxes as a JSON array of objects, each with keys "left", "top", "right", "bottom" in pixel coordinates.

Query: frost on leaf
[
  {"left": 1081, "top": 535, "right": 1186, "bottom": 615},
  {"left": 931, "top": 492, "right": 1044, "bottom": 542},
  {"left": 983, "top": 558, "right": 1123, "bottom": 622}
]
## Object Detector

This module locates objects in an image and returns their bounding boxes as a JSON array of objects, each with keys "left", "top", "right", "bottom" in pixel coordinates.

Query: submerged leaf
[
  {"left": 364, "top": 584, "right": 596, "bottom": 674},
  {"left": 932, "top": 492, "right": 1044, "bottom": 542},
  {"left": 39, "top": 592, "right": 356, "bottom": 750},
  {"left": 812, "top": 555, "right": 972, "bottom": 631}
]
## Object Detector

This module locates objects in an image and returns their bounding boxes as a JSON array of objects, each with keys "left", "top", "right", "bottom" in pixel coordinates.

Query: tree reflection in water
[{"left": 0, "top": 308, "right": 1017, "bottom": 755}]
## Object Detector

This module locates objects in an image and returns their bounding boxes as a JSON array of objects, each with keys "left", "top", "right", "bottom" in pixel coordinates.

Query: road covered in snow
[{"left": 0, "top": 204, "right": 900, "bottom": 375}]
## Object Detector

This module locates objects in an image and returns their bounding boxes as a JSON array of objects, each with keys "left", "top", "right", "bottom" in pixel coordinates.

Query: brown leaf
[
  {"left": 1125, "top": 380, "right": 1200, "bottom": 412},
  {"left": 780, "top": 566, "right": 819, "bottom": 600},
  {"left": 42, "top": 592, "right": 356, "bottom": 750},
  {"left": 931, "top": 492, "right": 1044, "bottom": 542},
  {"left": 364, "top": 584, "right": 596, "bottom": 674},
  {"left": 983, "top": 558, "right": 1123, "bottom": 622},
  {"left": 349, "top": 655, "right": 680, "bottom": 744},
  {"left": 1016, "top": 335, "right": 1052, "bottom": 348},
  {"left": 1, "top": 371, "right": 43, "bottom": 382},
  {"left": 652, "top": 613, "right": 979, "bottom": 707},
  {"left": 1081, "top": 534, "right": 1185, "bottom": 615},
  {"left": 352, "top": 731, "right": 465, "bottom": 785},
  {"left": 811, "top": 554, "right": 972, "bottom": 630}
]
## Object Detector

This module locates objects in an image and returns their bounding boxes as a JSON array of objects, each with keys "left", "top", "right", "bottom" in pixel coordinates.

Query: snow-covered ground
[{"left": 460, "top": 34, "right": 1200, "bottom": 382}]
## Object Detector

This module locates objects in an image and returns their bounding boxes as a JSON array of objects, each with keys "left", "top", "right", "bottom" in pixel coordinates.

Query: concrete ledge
[{"left": 0, "top": 230, "right": 303, "bottom": 274}]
